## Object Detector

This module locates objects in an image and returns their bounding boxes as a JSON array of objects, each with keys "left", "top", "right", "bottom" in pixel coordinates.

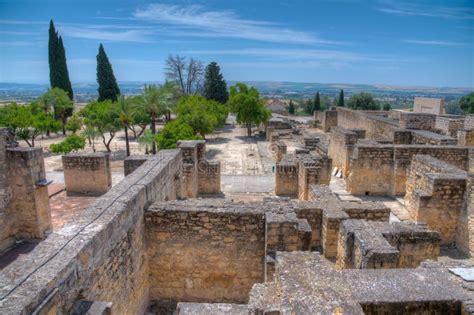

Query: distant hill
[{"left": 0, "top": 81, "right": 471, "bottom": 104}]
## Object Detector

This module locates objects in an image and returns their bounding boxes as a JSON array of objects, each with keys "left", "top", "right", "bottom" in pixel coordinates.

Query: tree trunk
[
  {"left": 124, "top": 126, "right": 130, "bottom": 157},
  {"left": 150, "top": 115, "right": 157, "bottom": 155},
  {"left": 62, "top": 117, "right": 66, "bottom": 135},
  {"left": 247, "top": 123, "right": 252, "bottom": 137}
]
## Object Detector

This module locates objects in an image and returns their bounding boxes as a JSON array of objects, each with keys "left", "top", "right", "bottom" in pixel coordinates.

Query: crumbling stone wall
[
  {"left": 336, "top": 107, "right": 397, "bottom": 140},
  {"left": 398, "top": 112, "right": 436, "bottom": 130},
  {"left": 0, "top": 150, "right": 182, "bottom": 314},
  {"left": 457, "top": 129, "right": 474, "bottom": 146},
  {"left": 0, "top": 131, "right": 12, "bottom": 251},
  {"left": 62, "top": 153, "right": 112, "bottom": 195},
  {"left": 336, "top": 220, "right": 440, "bottom": 270},
  {"left": 405, "top": 155, "right": 467, "bottom": 246},
  {"left": 347, "top": 144, "right": 469, "bottom": 196},
  {"left": 328, "top": 127, "right": 365, "bottom": 177},
  {"left": 410, "top": 130, "right": 456, "bottom": 145},
  {"left": 124, "top": 155, "right": 150, "bottom": 176},
  {"left": 6, "top": 147, "right": 51, "bottom": 241},
  {"left": 435, "top": 116, "right": 465, "bottom": 137},
  {"left": 314, "top": 109, "right": 337, "bottom": 132},
  {"left": 146, "top": 200, "right": 265, "bottom": 304},
  {"left": 413, "top": 97, "right": 445, "bottom": 115},
  {"left": 455, "top": 173, "right": 474, "bottom": 255},
  {"left": 275, "top": 155, "right": 299, "bottom": 197}
]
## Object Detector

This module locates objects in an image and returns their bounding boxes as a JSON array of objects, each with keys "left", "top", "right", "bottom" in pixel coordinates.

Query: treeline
[{"left": 0, "top": 20, "right": 271, "bottom": 155}]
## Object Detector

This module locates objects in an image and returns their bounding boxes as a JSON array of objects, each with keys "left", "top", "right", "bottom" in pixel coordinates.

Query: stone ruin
[{"left": 1, "top": 106, "right": 474, "bottom": 315}]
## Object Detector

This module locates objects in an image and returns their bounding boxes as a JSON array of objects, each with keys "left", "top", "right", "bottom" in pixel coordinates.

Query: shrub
[{"left": 50, "top": 134, "right": 86, "bottom": 154}]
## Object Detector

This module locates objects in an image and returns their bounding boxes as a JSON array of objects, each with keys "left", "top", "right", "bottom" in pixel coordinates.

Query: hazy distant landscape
[{"left": 1, "top": 81, "right": 470, "bottom": 109}]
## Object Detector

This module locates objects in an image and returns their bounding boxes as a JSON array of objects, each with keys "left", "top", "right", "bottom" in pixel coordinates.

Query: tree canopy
[
  {"left": 97, "top": 44, "right": 120, "bottom": 102},
  {"left": 347, "top": 92, "right": 380, "bottom": 110},
  {"left": 459, "top": 92, "right": 474, "bottom": 114},
  {"left": 228, "top": 83, "right": 271, "bottom": 136},
  {"left": 313, "top": 92, "right": 321, "bottom": 112},
  {"left": 48, "top": 20, "right": 73, "bottom": 100},
  {"left": 203, "top": 62, "right": 229, "bottom": 104},
  {"left": 338, "top": 89, "right": 344, "bottom": 107},
  {"left": 288, "top": 100, "right": 295, "bottom": 115},
  {"left": 155, "top": 120, "right": 201, "bottom": 150},
  {"left": 50, "top": 134, "right": 85, "bottom": 154},
  {"left": 38, "top": 88, "right": 74, "bottom": 135}
]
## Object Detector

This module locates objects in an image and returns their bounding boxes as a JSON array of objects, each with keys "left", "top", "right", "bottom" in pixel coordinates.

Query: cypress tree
[
  {"left": 338, "top": 89, "right": 344, "bottom": 107},
  {"left": 96, "top": 44, "right": 120, "bottom": 102},
  {"left": 314, "top": 92, "right": 321, "bottom": 112},
  {"left": 288, "top": 100, "right": 295, "bottom": 115},
  {"left": 203, "top": 62, "right": 228, "bottom": 103},
  {"left": 56, "top": 36, "right": 74, "bottom": 100},
  {"left": 48, "top": 20, "right": 58, "bottom": 88}
]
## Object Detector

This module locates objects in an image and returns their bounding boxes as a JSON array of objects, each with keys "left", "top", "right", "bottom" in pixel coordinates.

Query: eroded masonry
[{"left": 1, "top": 100, "right": 474, "bottom": 315}]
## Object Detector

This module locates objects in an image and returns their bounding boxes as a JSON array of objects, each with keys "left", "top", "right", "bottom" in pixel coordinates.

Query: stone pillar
[
  {"left": 6, "top": 147, "right": 52, "bottom": 240},
  {"left": 177, "top": 141, "right": 199, "bottom": 198},
  {"left": 62, "top": 153, "right": 112, "bottom": 195},
  {"left": 197, "top": 160, "right": 221, "bottom": 194},
  {"left": 275, "top": 156, "right": 298, "bottom": 197}
]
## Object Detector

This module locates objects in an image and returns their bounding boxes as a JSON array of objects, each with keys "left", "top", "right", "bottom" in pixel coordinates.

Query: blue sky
[{"left": 0, "top": 0, "right": 473, "bottom": 87}]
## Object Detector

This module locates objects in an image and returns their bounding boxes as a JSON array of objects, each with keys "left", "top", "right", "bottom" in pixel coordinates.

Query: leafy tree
[
  {"left": 347, "top": 92, "right": 380, "bottom": 110},
  {"left": 459, "top": 92, "right": 474, "bottom": 114},
  {"left": 96, "top": 44, "right": 120, "bottom": 102},
  {"left": 82, "top": 126, "right": 101, "bottom": 152},
  {"left": 288, "top": 100, "right": 295, "bottom": 115},
  {"left": 313, "top": 92, "right": 321, "bottom": 112},
  {"left": 80, "top": 100, "right": 120, "bottom": 152},
  {"left": 40, "top": 88, "right": 74, "bottom": 135},
  {"left": 1, "top": 103, "right": 60, "bottom": 147},
  {"left": 48, "top": 20, "right": 73, "bottom": 99},
  {"left": 155, "top": 120, "right": 202, "bottom": 150},
  {"left": 65, "top": 113, "right": 83, "bottom": 134},
  {"left": 117, "top": 95, "right": 133, "bottom": 157},
  {"left": 127, "top": 95, "right": 149, "bottom": 138},
  {"left": 228, "top": 83, "right": 271, "bottom": 137},
  {"left": 338, "top": 89, "right": 344, "bottom": 107},
  {"left": 203, "top": 62, "right": 229, "bottom": 103},
  {"left": 175, "top": 96, "right": 227, "bottom": 138},
  {"left": 49, "top": 134, "right": 85, "bottom": 154},
  {"left": 134, "top": 83, "right": 178, "bottom": 154},
  {"left": 382, "top": 103, "right": 392, "bottom": 111},
  {"left": 138, "top": 129, "right": 155, "bottom": 155}
]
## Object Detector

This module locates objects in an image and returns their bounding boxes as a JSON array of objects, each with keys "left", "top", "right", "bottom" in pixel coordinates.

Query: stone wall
[
  {"left": 146, "top": 200, "right": 266, "bottom": 304},
  {"left": 328, "top": 127, "right": 365, "bottom": 178},
  {"left": 405, "top": 155, "right": 468, "bottom": 247},
  {"left": 464, "top": 115, "right": 474, "bottom": 129},
  {"left": 336, "top": 220, "right": 440, "bottom": 270},
  {"left": 0, "top": 131, "right": 12, "bottom": 251},
  {"left": 455, "top": 173, "right": 474, "bottom": 255},
  {"left": 399, "top": 112, "right": 436, "bottom": 130},
  {"left": 457, "top": 129, "right": 474, "bottom": 146},
  {"left": 6, "top": 147, "right": 51, "bottom": 241},
  {"left": 336, "top": 107, "right": 398, "bottom": 141},
  {"left": 197, "top": 160, "right": 221, "bottom": 194},
  {"left": 413, "top": 97, "right": 445, "bottom": 115},
  {"left": 275, "top": 155, "right": 299, "bottom": 197},
  {"left": 62, "top": 153, "right": 112, "bottom": 195},
  {"left": 410, "top": 130, "right": 456, "bottom": 145},
  {"left": 124, "top": 155, "right": 151, "bottom": 176},
  {"left": 314, "top": 109, "right": 337, "bottom": 132},
  {"left": 347, "top": 143, "right": 470, "bottom": 196},
  {"left": 435, "top": 116, "right": 465, "bottom": 137},
  {"left": 0, "top": 150, "right": 182, "bottom": 314}
]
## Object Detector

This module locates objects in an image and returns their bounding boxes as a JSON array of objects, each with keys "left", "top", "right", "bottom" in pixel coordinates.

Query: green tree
[
  {"left": 134, "top": 83, "right": 177, "bottom": 154},
  {"left": 40, "top": 88, "right": 74, "bottom": 135},
  {"left": 175, "top": 96, "right": 227, "bottom": 138},
  {"left": 155, "top": 120, "right": 202, "bottom": 150},
  {"left": 127, "top": 95, "right": 149, "bottom": 138},
  {"left": 117, "top": 95, "right": 133, "bottom": 157},
  {"left": 81, "top": 100, "right": 121, "bottom": 152},
  {"left": 459, "top": 92, "right": 474, "bottom": 114},
  {"left": 65, "top": 113, "right": 83, "bottom": 134},
  {"left": 2, "top": 103, "right": 60, "bottom": 147},
  {"left": 82, "top": 126, "right": 101, "bottom": 152},
  {"left": 48, "top": 20, "right": 73, "bottom": 100},
  {"left": 304, "top": 99, "right": 313, "bottom": 115},
  {"left": 313, "top": 92, "right": 321, "bottom": 112},
  {"left": 203, "top": 62, "right": 229, "bottom": 104},
  {"left": 50, "top": 134, "right": 85, "bottom": 154},
  {"left": 228, "top": 83, "right": 271, "bottom": 137},
  {"left": 138, "top": 129, "right": 155, "bottom": 155},
  {"left": 96, "top": 44, "right": 120, "bottom": 102},
  {"left": 347, "top": 92, "right": 380, "bottom": 110},
  {"left": 382, "top": 103, "right": 392, "bottom": 111},
  {"left": 288, "top": 100, "right": 295, "bottom": 115},
  {"left": 338, "top": 89, "right": 344, "bottom": 107}
]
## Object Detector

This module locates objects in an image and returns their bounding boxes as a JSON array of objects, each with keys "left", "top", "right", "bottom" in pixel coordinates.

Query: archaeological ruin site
[{"left": 1, "top": 98, "right": 474, "bottom": 314}]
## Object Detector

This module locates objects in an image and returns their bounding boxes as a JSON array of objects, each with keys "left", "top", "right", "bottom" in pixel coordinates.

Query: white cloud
[
  {"left": 376, "top": 1, "right": 474, "bottom": 19},
  {"left": 403, "top": 39, "right": 464, "bottom": 46},
  {"left": 59, "top": 26, "right": 154, "bottom": 43},
  {"left": 133, "top": 4, "right": 338, "bottom": 45}
]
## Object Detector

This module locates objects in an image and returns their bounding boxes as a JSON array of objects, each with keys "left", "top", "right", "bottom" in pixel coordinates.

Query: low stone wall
[
  {"left": 435, "top": 116, "right": 465, "bottom": 137},
  {"left": 62, "top": 153, "right": 112, "bottom": 195},
  {"left": 124, "top": 155, "right": 151, "bottom": 176},
  {"left": 410, "top": 130, "right": 456, "bottom": 145},
  {"left": 328, "top": 127, "right": 365, "bottom": 177},
  {"left": 405, "top": 155, "right": 468, "bottom": 247},
  {"left": 455, "top": 174, "right": 474, "bottom": 255},
  {"left": 0, "top": 150, "right": 182, "bottom": 314},
  {"left": 336, "top": 220, "right": 440, "bottom": 270},
  {"left": 146, "top": 200, "right": 265, "bottom": 304},
  {"left": 458, "top": 129, "right": 474, "bottom": 146},
  {"left": 347, "top": 143, "right": 470, "bottom": 196},
  {"left": 336, "top": 107, "right": 397, "bottom": 141}
]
